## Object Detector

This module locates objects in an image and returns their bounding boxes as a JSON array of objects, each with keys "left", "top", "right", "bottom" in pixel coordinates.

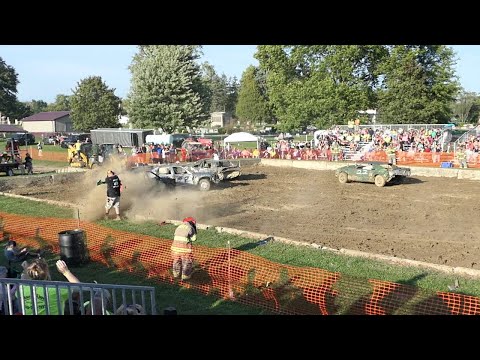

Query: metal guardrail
[
  {"left": 0, "top": 278, "right": 156, "bottom": 315},
  {"left": 334, "top": 124, "right": 448, "bottom": 131},
  {"left": 452, "top": 125, "right": 480, "bottom": 150}
]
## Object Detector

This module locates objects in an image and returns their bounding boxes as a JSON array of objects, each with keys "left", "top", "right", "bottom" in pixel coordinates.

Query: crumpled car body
[
  {"left": 335, "top": 162, "right": 411, "bottom": 187},
  {"left": 187, "top": 158, "right": 241, "bottom": 180},
  {"left": 149, "top": 164, "right": 220, "bottom": 191}
]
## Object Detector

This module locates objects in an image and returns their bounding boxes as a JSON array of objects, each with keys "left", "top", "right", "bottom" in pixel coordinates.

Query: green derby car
[{"left": 335, "top": 162, "right": 411, "bottom": 187}]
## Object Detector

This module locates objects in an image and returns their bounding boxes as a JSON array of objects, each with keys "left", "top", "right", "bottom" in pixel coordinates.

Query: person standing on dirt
[
  {"left": 97, "top": 170, "right": 123, "bottom": 221},
  {"left": 37, "top": 141, "right": 43, "bottom": 157},
  {"left": 385, "top": 143, "right": 397, "bottom": 165},
  {"left": 171, "top": 217, "right": 197, "bottom": 281},
  {"left": 24, "top": 153, "right": 33, "bottom": 175},
  {"left": 75, "top": 139, "right": 82, "bottom": 160}
]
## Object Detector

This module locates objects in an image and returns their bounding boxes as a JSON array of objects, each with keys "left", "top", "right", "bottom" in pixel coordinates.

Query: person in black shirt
[
  {"left": 97, "top": 170, "right": 123, "bottom": 220},
  {"left": 24, "top": 153, "right": 33, "bottom": 175}
]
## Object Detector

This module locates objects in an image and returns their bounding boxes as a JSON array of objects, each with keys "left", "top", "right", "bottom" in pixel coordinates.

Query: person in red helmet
[{"left": 171, "top": 217, "right": 197, "bottom": 281}]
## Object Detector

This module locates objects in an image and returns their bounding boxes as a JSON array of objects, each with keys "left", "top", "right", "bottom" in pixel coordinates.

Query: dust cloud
[{"left": 76, "top": 157, "right": 210, "bottom": 223}]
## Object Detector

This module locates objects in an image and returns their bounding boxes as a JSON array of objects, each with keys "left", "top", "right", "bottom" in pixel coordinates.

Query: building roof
[
  {"left": 22, "top": 111, "right": 70, "bottom": 122},
  {"left": 0, "top": 124, "right": 24, "bottom": 133}
]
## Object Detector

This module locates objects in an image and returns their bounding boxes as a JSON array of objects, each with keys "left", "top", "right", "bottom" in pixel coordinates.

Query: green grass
[
  {"left": 0, "top": 195, "right": 73, "bottom": 218},
  {"left": 2, "top": 195, "right": 480, "bottom": 303},
  {"left": 41, "top": 144, "right": 68, "bottom": 153},
  {"left": 33, "top": 159, "right": 66, "bottom": 167},
  {"left": 101, "top": 219, "right": 480, "bottom": 298}
]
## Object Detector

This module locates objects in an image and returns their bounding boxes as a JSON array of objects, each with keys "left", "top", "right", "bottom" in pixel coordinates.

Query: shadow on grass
[
  {"left": 235, "top": 237, "right": 273, "bottom": 252},
  {"left": 396, "top": 272, "right": 429, "bottom": 286},
  {"left": 339, "top": 273, "right": 443, "bottom": 315}
]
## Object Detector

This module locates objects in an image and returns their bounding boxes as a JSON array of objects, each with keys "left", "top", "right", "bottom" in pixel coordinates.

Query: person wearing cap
[
  {"left": 171, "top": 217, "right": 197, "bottom": 281},
  {"left": 97, "top": 170, "right": 123, "bottom": 220}
]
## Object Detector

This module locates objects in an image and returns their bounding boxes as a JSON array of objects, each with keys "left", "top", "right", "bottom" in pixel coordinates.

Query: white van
[
  {"left": 145, "top": 134, "right": 190, "bottom": 148},
  {"left": 146, "top": 134, "right": 173, "bottom": 146}
]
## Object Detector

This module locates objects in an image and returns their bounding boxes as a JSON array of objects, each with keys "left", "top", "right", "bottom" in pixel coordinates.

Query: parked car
[
  {"left": 60, "top": 133, "right": 90, "bottom": 148},
  {"left": 335, "top": 162, "right": 411, "bottom": 187},
  {"left": 187, "top": 158, "right": 241, "bottom": 180},
  {"left": 149, "top": 164, "right": 220, "bottom": 191},
  {"left": 11, "top": 132, "right": 35, "bottom": 145}
]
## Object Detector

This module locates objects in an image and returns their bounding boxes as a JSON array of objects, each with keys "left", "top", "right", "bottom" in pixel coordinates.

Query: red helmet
[{"left": 183, "top": 217, "right": 196, "bottom": 225}]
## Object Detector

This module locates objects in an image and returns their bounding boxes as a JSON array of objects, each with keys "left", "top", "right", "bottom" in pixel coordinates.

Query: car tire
[
  {"left": 198, "top": 178, "right": 211, "bottom": 191},
  {"left": 374, "top": 175, "right": 386, "bottom": 187},
  {"left": 338, "top": 172, "right": 348, "bottom": 184}
]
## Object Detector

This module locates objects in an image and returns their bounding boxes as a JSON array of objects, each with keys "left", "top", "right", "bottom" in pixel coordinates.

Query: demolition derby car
[
  {"left": 188, "top": 158, "right": 241, "bottom": 180},
  {"left": 148, "top": 164, "right": 220, "bottom": 191},
  {"left": 335, "top": 162, "right": 411, "bottom": 187}
]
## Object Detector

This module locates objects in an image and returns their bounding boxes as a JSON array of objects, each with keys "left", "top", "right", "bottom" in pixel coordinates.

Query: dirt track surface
[{"left": 1, "top": 164, "right": 479, "bottom": 269}]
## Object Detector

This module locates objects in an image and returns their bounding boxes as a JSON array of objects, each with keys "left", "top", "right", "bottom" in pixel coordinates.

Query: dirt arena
[{"left": 1, "top": 163, "right": 479, "bottom": 269}]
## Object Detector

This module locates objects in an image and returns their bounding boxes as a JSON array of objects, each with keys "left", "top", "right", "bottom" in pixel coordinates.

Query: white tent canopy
[{"left": 223, "top": 132, "right": 259, "bottom": 149}]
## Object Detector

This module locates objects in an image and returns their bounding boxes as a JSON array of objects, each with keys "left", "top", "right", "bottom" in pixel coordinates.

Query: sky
[{"left": 0, "top": 45, "right": 478, "bottom": 104}]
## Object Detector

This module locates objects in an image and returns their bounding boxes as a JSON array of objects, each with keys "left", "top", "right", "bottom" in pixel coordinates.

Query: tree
[
  {"left": 120, "top": 98, "right": 128, "bottom": 116},
  {"left": 0, "top": 56, "right": 21, "bottom": 118},
  {"left": 236, "top": 66, "right": 271, "bottom": 127},
  {"left": 255, "top": 45, "right": 388, "bottom": 131},
  {"left": 226, "top": 76, "right": 239, "bottom": 117},
  {"left": 70, "top": 76, "right": 121, "bottom": 132},
  {"left": 452, "top": 90, "right": 478, "bottom": 123},
  {"left": 127, "top": 45, "right": 208, "bottom": 133},
  {"left": 46, "top": 94, "right": 71, "bottom": 111},
  {"left": 10, "top": 101, "right": 32, "bottom": 120},
  {"left": 468, "top": 97, "right": 480, "bottom": 124},
  {"left": 200, "top": 63, "right": 239, "bottom": 117},
  {"left": 253, "top": 68, "right": 279, "bottom": 125},
  {"left": 201, "top": 62, "right": 222, "bottom": 113},
  {"left": 377, "top": 46, "right": 459, "bottom": 124},
  {"left": 25, "top": 99, "right": 48, "bottom": 114}
]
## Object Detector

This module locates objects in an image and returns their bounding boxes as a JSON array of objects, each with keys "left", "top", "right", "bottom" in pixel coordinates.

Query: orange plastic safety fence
[
  {"left": 28, "top": 151, "right": 156, "bottom": 165},
  {"left": 347, "top": 150, "right": 480, "bottom": 168},
  {"left": 1, "top": 211, "right": 479, "bottom": 315}
]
